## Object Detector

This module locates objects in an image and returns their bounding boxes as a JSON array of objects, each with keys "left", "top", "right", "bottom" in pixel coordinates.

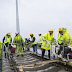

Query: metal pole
[{"left": 16, "top": 0, "right": 20, "bottom": 33}]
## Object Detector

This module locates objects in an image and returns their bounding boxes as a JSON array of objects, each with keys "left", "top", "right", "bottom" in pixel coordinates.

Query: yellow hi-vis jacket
[
  {"left": 4, "top": 35, "right": 12, "bottom": 43},
  {"left": 13, "top": 35, "right": 24, "bottom": 44},
  {"left": 38, "top": 36, "right": 43, "bottom": 44},
  {"left": 57, "top": 33, "right": 64, "bottom": 44},
  {"left": 41, "top": 32, "right": 54, "bottom": 50},
  {"left": 31, "top": 36, "right": 37, "bottom": 45},
  {"left": 63, "top": 29, "right": 71, "bottom": 45}
]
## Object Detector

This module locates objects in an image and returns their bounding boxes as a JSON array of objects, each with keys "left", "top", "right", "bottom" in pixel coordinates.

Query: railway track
[{"left": 2, "top": 51, "right": 72, "bottom": 72}]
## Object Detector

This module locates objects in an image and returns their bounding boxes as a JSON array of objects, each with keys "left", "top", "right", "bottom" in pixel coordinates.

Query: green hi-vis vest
[
  {"left": 31, "top": 36, "right": 37, "bottom": 45},
  {"left": 4, "top": 35, "right": 11, "bottom": 43},
  {"left": 41, "top": 32, "right": 53, "bottom": 50},
  {"left": 38, "top": 36, "right": 43, "bottom": 44}
]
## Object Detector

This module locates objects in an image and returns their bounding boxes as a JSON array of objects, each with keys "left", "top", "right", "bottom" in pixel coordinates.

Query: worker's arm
[
  {"left": 20, "top": 36, "right": 24, "bottom": 46},
  {"left": 3, "top": 37, "right": 5, "bottom": 43},
  {"left": 11, "top": 37, "right": 12, "bottom": 43},
  {"left": 21, "top": 36, "right": 24, "bottom": 43}
]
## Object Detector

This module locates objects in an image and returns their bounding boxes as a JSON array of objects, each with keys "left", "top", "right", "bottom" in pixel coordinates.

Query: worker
[
  {"left": 30, "top": 33, "right": 37, "bottom": 54},
  {"left": 41, "top": 28, "right": 54, "bottom": 60},
  {"left": 57, "top": 27, "right": 64, "bottom": 45},
  {"left": 38, "top": 33, "right": 43, "bottom": 49},
  {"left": 62, "top": 28, "right": 71, "bottom": 45},
  {"left": 57, "top": 27, "right": 72, "bottom": 58},
  {"left": 25, "top": 38, "right": 30, "bottom": 51},
  {"left": 57, "top": 27, "right": 64, "bottom": 57},
  {"left": 13, "top": 33, "right": 24, "bottom": 56},
  {"left": 3, "top": 32, "right": 12, "bottom": 58}
]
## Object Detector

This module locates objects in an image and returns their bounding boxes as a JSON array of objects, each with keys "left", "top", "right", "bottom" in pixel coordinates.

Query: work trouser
[
  {"left": 42, "top": 49, "right": 50, "bottom": 59},
  {"left": 58, "top": 45, "right": 63, "bottom": 55},
  {"left": 17, "top": 45, "right": 23, "bottom": 53},
  {"left": 32, "top": 45, "right": 37, "bottom": 54}
]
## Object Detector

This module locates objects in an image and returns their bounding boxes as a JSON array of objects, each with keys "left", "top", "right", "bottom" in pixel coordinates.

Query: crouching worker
[
  {"left": 13, "top": 33, "right": 24, "bottom": 57},
  {"left": 30, "top": 33, "right": 37, "bottom": 54},
  {"left": 41, "top": 28, "right": 54, "bottom": 60},
  {"left": 25, "top": 38, "right": 30, "bottom": 51}
]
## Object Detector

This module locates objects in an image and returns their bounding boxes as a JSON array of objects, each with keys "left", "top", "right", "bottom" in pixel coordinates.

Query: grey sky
[{"left": 0, "top": 0, "right": 72, "bottom": 41}]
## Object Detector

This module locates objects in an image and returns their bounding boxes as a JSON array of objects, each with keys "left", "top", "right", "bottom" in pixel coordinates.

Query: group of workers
[
  {"left": 2, "top": 27, "right": 72, "bottom": 60},
  {"left": 3, "top": 32, "right": 24, "bottom": 57}
]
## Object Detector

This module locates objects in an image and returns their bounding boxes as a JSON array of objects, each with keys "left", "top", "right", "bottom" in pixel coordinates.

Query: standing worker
[
  {"left": 3, "top": 32, "right": 12, "bottom": 58},
  {"left": 57, "top": 27, "right": 72, "bottom": 58},
  {"left": 57, "top": 27, "right": 64, "bottom": 45},
  {"left": 57, "top": 27, "right": 71, "bottom": 49},
  {"left": 30, "top": 33, "right": 37, "bottom": 54},
  {"left": 41, "top": 29, "right": 54, "bottom": 60},
  {"left": 62, "top": 28, "right": 71, "bottom": 45},
  {"left": 13, "top": 33, "right": 24, "bottom": 56},
  {"left": 57, "top": 27, "right": 64, "bottom": 57},
  {"left": 38, "top": 33, "right": 43, "bottom": 49}
]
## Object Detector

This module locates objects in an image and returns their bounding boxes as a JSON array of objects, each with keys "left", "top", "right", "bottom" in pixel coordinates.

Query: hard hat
[
  {"left": 58, "top": 27, "right": 62, "bottom": 31},
  {"left": 49, "top": 28, "right": 53, "bottom": 31},
  {"left": 7, "top": 32, "right": 10, "bottom": 35},
  {"left": 39, "top": 33, "right": 41, "bottom": 35},
  {"left": 30, "top": 33, "right": 33, "bottom": 35}
]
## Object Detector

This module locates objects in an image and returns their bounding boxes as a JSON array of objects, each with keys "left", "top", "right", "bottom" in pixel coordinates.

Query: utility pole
[{"left": 16, "top": 0, "right": 20, "bottom": 33}]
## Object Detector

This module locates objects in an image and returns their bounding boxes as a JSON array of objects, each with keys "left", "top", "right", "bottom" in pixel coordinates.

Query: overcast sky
[{"left": 0, "top": 0, "right": 72, "bottom": 41}]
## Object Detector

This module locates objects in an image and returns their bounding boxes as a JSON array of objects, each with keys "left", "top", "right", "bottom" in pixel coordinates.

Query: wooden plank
[{"left": 17, "top": 59, "right": 59, "bottom": 69}]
